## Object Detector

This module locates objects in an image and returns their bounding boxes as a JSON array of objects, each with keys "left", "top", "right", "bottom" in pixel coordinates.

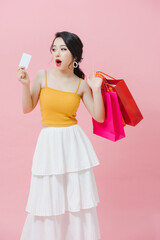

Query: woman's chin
[{"left": 55, "top": 65, "right": 68, "bottom": 71}]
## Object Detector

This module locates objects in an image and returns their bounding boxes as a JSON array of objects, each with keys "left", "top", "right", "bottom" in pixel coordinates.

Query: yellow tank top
[{"left": 39, "top": 69, "right": 82, "bottom": 127}]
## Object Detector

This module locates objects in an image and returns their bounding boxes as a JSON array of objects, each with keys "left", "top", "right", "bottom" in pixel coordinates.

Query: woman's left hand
[{"left": 86, "top": 71, "right": 103, "bottom": 90}]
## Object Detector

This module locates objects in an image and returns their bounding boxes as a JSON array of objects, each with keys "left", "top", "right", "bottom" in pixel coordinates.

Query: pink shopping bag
[
  {"left": 96, "top": 71, "right": 143, "bottom": 126},
  {"left": 92, "top": 80, "right": 125, "bottom": 142}
]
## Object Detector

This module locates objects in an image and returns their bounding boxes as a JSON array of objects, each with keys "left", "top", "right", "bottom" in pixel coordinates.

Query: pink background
[{"left": 0, "top": 0, "right": 160, "bottom": 239}]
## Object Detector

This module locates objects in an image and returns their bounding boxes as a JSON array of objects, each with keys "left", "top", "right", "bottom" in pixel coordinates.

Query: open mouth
[{"left": 55, "top": 59, "right": 62, "bottom": 65}]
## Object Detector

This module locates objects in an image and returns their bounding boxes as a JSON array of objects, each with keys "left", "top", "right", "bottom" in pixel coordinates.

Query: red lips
[{"left": 55, "top": 59, "right": 62, "bottom": 63}]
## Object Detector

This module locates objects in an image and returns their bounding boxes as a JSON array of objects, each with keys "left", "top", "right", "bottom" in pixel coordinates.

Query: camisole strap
[
  {"left": 45, "top": 69, "right": 47, "bottom": 87},
  {"left": 75, "top": 78, "right": 82, "bottom": 94}
]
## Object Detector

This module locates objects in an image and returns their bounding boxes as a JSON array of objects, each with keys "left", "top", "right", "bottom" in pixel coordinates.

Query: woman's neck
[{"left": 51, "top": 68, "right": 76, "bottom": 81}]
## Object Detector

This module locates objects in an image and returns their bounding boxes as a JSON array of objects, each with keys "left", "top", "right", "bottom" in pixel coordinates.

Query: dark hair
[{"left": 49, "top": 31, "right": 85, "bottom": 80}]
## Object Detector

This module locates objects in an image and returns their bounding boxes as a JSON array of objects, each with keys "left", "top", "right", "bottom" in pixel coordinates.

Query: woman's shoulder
[
  {"left": 36, "top": 68, "right": 45, "bottom": 77},
  {"left": 37, "top": 68, "right": 50, "bottom": 75},
  {"left": 38, "top": 68, "right": 85, "bottom": 95},
  {"left": 37, "top": 68, "right": 50, "bottom": 82}
]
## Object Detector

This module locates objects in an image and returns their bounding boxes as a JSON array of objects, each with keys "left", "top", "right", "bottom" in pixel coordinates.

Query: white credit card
[{"left": 19, "top": 53, "right": 32, "bottom": 69}]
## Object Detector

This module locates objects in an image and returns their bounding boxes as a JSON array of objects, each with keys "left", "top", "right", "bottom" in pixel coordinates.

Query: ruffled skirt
[{"left": 20, "top": 124, "right": 101, "bottom": 240}]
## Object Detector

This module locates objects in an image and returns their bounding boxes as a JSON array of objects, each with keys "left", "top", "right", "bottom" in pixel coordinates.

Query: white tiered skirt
[{"left": 20, "top": 124, "right": 101, "bottom": 240}]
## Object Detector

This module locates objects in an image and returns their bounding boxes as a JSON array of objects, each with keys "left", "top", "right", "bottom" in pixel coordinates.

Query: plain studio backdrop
[{"left": 0, "top": 0, "right": 160, "bottom": 239}]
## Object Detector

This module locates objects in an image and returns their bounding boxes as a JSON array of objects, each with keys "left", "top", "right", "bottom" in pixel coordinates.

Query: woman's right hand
[{"left": 17, "top": 66, "right": 30, "bottom": 86}]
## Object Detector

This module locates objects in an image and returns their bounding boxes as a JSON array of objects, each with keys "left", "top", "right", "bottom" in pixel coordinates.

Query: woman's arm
[
  {"left": 17, "top": 67, "right": 42, "bottom": 113},
  {"left": 92, "top": 87, "right": 105, "bottom": 122},
  {"left": 81, "top": 78, "right": 105, "bottom": 123},
  {"left": 22, "top": 70, "right": 42, "bottom": 113},
  {"left": 22, "top": 84, "right": 33, "bottom": 113}
]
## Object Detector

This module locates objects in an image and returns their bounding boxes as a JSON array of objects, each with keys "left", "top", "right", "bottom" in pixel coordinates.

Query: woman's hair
[{"left": 50, "top": 31, "right": 85, "bottom": 80}]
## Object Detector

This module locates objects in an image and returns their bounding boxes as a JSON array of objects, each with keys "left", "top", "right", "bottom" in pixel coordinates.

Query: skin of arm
[
  {"left": 81, "top": 79, "right": 105, "bottom": 123},
  {"left": 23, "top": 70, "right": 42, "bottom": 113}
]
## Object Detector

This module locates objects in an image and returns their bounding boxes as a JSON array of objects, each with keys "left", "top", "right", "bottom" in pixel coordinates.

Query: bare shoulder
[
  {"left": 37, "top": 69, "right": 46, "bottom": 88},
  {"left": 81, "top": 78, "right": 88, "bottom": 90},
  {"left": 75, "top": 76, "right": 86, "bottom": 97},
  {"left": 32, "top": 69, "right": 44, "bottom": 88},
  {"left": 80, "top": 78, "right": 91, "bottom": 95},
  {"left": 38, "top": 69, "right": 45, "bottom": 75},
  {"left": 34, "top": 69, "right": 45, "bottom": 81},
  {"left": 35, "top": 69, "right": 44, "bottom": 78},
  {"left": 38, "top": 68, "right": 86, "bottom": 97}
]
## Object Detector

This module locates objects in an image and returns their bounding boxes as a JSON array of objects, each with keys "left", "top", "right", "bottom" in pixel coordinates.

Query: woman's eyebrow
[{"left": 53, "top": 45, "right": 66, "bottom": 47}]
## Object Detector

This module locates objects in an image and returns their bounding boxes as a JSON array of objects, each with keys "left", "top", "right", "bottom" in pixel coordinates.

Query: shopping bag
[
  {"left": 92, "top": 79, "right": 125, "bottom": 142},
  {"left": 96, "top": 71, "right": 143, "bottom": 126},
  {"left": 96, "top": 72, "right": 126, "bottom": 126}
]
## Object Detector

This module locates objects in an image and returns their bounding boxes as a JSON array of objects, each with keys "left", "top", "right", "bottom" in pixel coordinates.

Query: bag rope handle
[
  {"left": 96, "top": 71, "right": 117, "bottom": 80},
  {"left": 96, "top": 72, "right": 114, "bottom": 92}
]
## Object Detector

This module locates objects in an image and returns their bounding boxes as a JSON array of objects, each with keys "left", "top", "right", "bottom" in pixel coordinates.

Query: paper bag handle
[{"left": 96, "top": 71, "right": 117, "bottom": 80}]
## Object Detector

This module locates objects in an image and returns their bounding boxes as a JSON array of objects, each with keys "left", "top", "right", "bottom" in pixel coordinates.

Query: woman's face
[{"left": 51, "top": 37, "right": 75, "bottom": 71}]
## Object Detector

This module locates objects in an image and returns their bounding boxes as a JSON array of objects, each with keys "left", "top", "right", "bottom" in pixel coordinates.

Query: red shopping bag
[
  {"left": 92, "top": 79, "right": 125, "bottom": 142},
  {"left": 96, "top": 71, "right": 143, "bottom": 126}
]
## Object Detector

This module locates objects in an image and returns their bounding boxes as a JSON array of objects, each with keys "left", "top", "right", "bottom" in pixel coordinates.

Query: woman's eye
[{"left": 52, "top": 48, "right": 66, "bottom": 51}]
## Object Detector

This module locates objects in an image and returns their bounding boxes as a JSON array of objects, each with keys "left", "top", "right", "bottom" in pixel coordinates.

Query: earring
[{"left": 73, "top": 60, "right": 78, "bottom": 68}]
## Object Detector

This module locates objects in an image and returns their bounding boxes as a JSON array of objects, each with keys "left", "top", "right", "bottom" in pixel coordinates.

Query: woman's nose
[{"left": 55, "top": 49, "right": 60, "bottom": 56}]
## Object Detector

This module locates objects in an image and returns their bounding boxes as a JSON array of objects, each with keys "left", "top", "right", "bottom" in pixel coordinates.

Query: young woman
[{"left": 17, "top": 31, "right": 105, "bottom": 240}]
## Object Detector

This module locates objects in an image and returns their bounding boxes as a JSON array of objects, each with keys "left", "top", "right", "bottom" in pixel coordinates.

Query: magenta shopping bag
[
  {"left": 96, "top": 71, "right": 143, "bottom": 126},
  {"left": 92, "top": 81, "right": 125, "bottom": 142}
]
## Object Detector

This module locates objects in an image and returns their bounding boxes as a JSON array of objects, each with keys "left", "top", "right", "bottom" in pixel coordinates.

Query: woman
[{"left": 17, "top": 31, "right": 105, "bottom": 240}]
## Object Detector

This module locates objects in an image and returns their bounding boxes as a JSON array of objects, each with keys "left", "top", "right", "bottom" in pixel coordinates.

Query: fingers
[
  {"left": 17, "top": 66, "right": 25, "bottom": 72},
  {"left": 17, "top": 66, "right": 27, "bottom": 81},
  {"left": 17, "top": 67, "right": 26, "bottom": 76}
]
